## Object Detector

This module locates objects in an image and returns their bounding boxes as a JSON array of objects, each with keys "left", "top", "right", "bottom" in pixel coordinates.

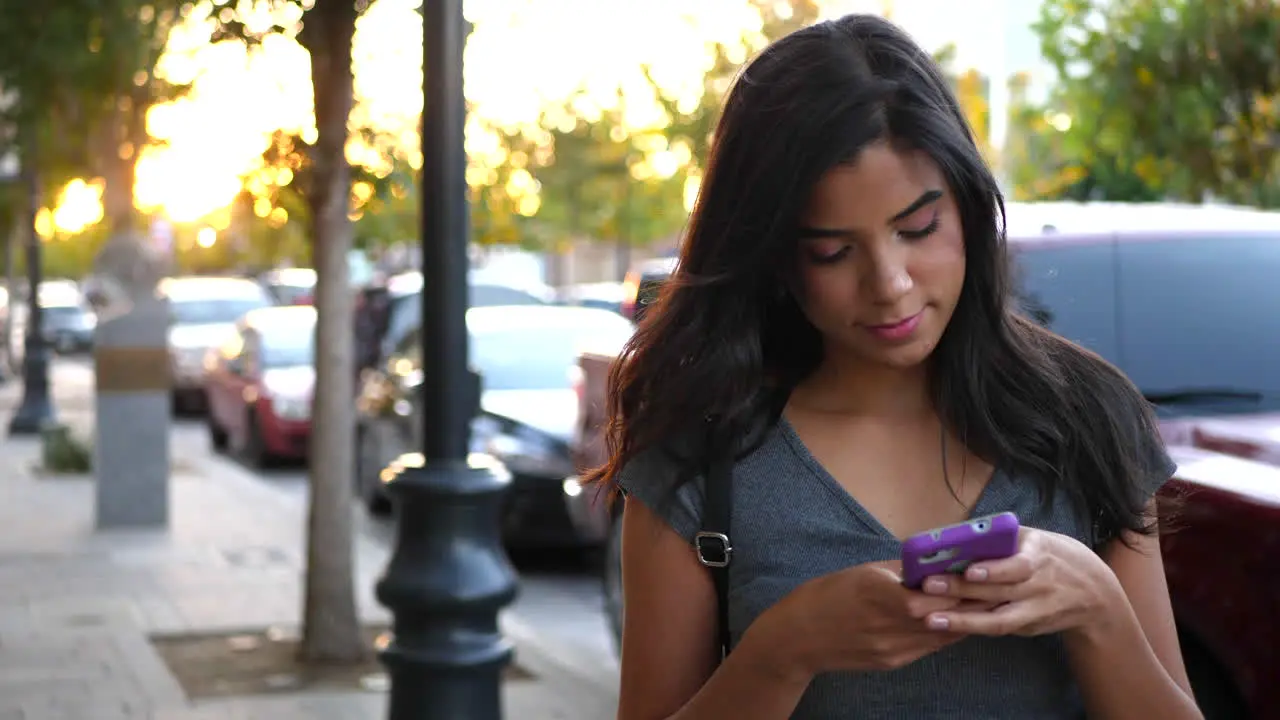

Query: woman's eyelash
[
  {"left": 899, "top": 216, "right": 940, "bottom": 240},
  {"left": 805, "top": 216, "right": 940, "bottom": 264},
  {"left": 808, "top": 246, "right": 851, "bottom": 265}
]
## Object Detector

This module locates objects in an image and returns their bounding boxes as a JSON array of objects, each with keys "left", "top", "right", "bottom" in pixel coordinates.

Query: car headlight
[
  {"left": 272, "top": 396, "right": 311, "bottom": 420},
  {"left": 172, "top": 347, "right": 206, "bottom": 372}
]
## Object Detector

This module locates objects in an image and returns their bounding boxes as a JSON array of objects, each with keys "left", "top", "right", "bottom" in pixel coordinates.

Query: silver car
[{"left": 161, "top": 276, "right": 274, "bottom": 412}]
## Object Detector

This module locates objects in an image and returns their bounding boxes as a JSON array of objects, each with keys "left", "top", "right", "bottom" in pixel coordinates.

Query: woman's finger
[
  {"left": 921, "top": 574, "right": 1026, "bottom": 603},
  {"left": 926, "top": 601, "right": 1031, "bottom": 636},
  {"left": 964, "top": 551, "right": 1037, "bottom": 584}
]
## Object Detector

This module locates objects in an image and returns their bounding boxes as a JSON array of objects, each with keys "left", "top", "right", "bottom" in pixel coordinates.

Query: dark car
[
  {"left": 354, "top": 304, "right": 634, "bottom": 548},
  {"left": 354, "top": 270, "right": 553, "bottom": 377},
  {"left": 620, "top": 257, "right": 677, "bottom": 324},
  {"left": 567, "top": 204, "right": 1280, "bottom": 718}
]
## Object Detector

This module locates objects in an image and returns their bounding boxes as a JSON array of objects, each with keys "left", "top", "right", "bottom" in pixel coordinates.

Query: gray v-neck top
[{"left": 618, "top": 418, "right": 1174, "bottom": 719}]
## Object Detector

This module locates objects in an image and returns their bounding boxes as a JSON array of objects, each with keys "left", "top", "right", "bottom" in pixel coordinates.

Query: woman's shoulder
[{"left": 614, "top": 439, "right": 708, "bottom": 543}]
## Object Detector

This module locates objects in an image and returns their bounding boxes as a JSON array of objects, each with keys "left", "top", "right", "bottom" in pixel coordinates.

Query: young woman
[{"left": 590, "top": 13, "right": 1203, "bottom": 720}]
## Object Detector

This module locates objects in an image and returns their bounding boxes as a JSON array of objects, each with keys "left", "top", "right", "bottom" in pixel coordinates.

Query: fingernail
[
  {"left": 968, "top": 567, "right": 988, "bottom": 581},
  {"left": 927, "top": 615, "right": 949, "bottom": 630},
  {"left": 923, "top": 578, "right": 948, "bottom": 594}
]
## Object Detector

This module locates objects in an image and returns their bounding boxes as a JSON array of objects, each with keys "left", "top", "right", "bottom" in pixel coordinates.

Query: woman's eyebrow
[
  {"left": 887, "top": 189, "right": 943, "bottom": 223},
  {"left": 796, "top": 189, "right": 943, "bottom": 239}
]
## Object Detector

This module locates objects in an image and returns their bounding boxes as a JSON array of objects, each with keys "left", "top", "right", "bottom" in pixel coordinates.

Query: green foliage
[
  {"left": 221, "top": 1, "right": 837, "bottom": 259},
  {"left": 931, "top": 44, "right": 994, "bottom": 160},
  {"left": 1032, "top": 0, "right": 1280, "bottom": 206},
  {"left": 0, "top": 0, "right": 186, "bottom": 182},
  {"left": 523, "top": 0, "right": 824, "bottom": 250},
  {"left": 40, "top": 423, "right": 93, "bottom": 475}
]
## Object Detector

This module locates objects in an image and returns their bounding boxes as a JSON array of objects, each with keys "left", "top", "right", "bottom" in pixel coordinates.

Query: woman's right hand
[{"left": 755, "top": 560, "right": 988, "bottom": 676}]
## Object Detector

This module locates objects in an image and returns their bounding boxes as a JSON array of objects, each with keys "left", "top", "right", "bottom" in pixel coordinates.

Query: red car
[
  {"left": 567, "top": 205, "right": 1280, "bottom": 719},
  {"left": 204, "top": 305, "right": 315, "bottom": 467}
]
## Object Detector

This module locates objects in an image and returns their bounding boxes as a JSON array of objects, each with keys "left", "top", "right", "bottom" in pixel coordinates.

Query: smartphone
[{"left": 900, "top": 512, "right": 1021, "bottom": 590}]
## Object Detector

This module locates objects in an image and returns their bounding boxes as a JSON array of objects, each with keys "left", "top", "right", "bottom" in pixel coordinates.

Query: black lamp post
[
  {"left": 8, "top": 163, "right": 54, "bottom": 435},
  {"left": 374, "top": 2, "right": 518, "bottom": 719}
]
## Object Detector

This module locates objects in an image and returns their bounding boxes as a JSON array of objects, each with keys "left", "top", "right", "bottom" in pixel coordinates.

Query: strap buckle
[{"left": 694, "top": 531, "right": 732, "bottom": 568}]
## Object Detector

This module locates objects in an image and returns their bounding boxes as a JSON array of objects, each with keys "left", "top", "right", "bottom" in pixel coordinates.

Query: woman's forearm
[
  {"left": 1065, "top": 584, "right": 1203, "bottom": 720},
  {"left": 664, "top": 619, "right": 814, "bottom": 720}
]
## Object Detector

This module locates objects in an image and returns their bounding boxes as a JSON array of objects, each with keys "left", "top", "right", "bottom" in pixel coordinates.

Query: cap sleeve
[
  {"left": 1135, "top": 422, "right": 1177, "bottom": 504},
  {"left": 614, "top": 446, "right": 706, "bottom": 545},
  {"left": 1131, "top": 407, "right": 1177, "bottom": 502}
]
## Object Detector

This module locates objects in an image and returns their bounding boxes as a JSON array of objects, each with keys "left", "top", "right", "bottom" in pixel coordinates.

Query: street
[{"left": 11, "top": 353, "right": 619, "bottom": 688}]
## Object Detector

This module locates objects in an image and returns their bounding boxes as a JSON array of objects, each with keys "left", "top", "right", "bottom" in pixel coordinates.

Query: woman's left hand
[{"left": 918, "top": 527, "right": 1121, "bottom": 638}]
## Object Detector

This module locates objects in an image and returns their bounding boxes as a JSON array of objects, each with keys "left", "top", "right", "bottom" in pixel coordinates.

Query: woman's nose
[{"left": 865, "top": 246, "right": 914, "bottom": 303}]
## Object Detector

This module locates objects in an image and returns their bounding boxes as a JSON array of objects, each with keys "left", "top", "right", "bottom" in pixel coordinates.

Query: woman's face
[{"left": 793, "top": 142, "right": 966, "bottom": 370}]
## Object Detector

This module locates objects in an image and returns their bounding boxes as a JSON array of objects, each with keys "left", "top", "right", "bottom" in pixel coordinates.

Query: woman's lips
[{"left": 863, "top": 310, "right": 924, "bottom": 341}]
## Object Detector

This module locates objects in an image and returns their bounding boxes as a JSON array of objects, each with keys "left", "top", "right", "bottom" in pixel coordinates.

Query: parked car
[
  {"left": 258, "top": 268, "right": 316, "bottom": 306},
  {"left": 619, "top": 257, "right": 677, "bottom": 324},
  {"left": 203, "top": 305, "right": 315, "bottom": 467},
  {"left": 567, "top": 204, "right": 1280, "bottom": 719},
  {"left": 557, "top": 282, "right": 627, "bottom": 315},
  {"left": 162, "top": 276, "right": 275, "bottom": 413},
  {"left": 354, "top": 270, "right": 553, "bottom": 377},
  {"left": 355, "top": 304, "right": 634, "bottom": 548},
  {"left": 36, "top": 282, "right": 95, "bottom": 354}
]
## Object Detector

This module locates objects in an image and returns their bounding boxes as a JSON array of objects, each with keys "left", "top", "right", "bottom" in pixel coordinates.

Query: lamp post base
[
  {"left": 8, "top": 345, "right": 54, "bottom": 435},
  {"left": 375, "top": 453, "right": 519, "bottom": 720}
]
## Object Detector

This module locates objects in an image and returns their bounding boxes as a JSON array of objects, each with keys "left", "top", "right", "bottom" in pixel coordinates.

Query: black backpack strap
[{"left": 695, "top": 433, "right": 733, "bottom": 660}]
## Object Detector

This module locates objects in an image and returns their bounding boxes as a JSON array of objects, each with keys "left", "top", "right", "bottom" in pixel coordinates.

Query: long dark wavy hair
[{"left": 586, "top": 14, "right": 1167, "bottom": 545}]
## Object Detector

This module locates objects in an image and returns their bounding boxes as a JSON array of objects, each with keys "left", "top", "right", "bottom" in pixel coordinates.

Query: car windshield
[
  {"left": 261, "top": 329, "right": 314, "bottom": 368},
  {"left": 471, "top": 323, "right": 597, "bottom": 391},
  {"left": 381, "top": 284, "right": 548, "bottom": 361},
  {"left": 44, "top": 305, "right": 85, "bottom": 318},
  {"left": 269, "top": 284, "right": 312, "bottom": 304},
  {"left": 171, "top": 297, "right": 269, "bottom": 326}
]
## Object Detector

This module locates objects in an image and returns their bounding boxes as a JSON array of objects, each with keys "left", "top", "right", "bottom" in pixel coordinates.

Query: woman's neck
[{"left": 790, "top": 353, "right": 932, "bottom": 420}]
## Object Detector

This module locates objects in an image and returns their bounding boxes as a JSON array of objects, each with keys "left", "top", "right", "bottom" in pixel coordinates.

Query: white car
[{"left": 161, "top": 276, "right": 274, "bottom": 412}]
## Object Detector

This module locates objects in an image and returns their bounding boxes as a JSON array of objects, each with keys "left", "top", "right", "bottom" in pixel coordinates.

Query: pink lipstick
[{"left": 864, "top": 311, "right": 923, "bottom": 341}]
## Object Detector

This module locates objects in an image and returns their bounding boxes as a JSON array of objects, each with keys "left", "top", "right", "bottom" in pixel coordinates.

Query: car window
[
  {"left": 470, "top": 321, "right": 606, "bottom": 391},
  {"left": 1010, "top": 241, "right": 1120, "bottom": 362},
  {"left": 394, "top": 327, "right": 421, "bottom": 363},
  {"left": 171, "top": 296, "right": 270, "bottom": 325},
  {"left": 383, "top": 295, "right": 421, "bottom": 360},
  {"left": 261, "top": 326, "right": 315, "bottom": 368},
  {"left": 381, "top": 284, "right": 548, "bottom": 359},
  {"left": 631, "top": 272, "right": 669, "bottom": 324},
  {"left": 1117, "top": 233, "right": 1280, "bottom": 404},
  {"left": 469, "top": 284, "right": 545, "bottom": 307}
]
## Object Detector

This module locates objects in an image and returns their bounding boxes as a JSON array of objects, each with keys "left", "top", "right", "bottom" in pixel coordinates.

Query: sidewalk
[{"left": 0, "top": 420, "right": 619, "bottom": 719}]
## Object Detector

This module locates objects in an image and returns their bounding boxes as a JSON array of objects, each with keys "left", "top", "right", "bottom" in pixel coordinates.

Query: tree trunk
[
  {"left": 100, "top": 100, "right": 142, "bottom": 236},
  {"left": 298, "top": 0, "right": 365, "bottom": 664}
]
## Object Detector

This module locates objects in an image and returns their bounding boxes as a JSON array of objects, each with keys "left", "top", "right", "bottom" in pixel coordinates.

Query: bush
[{"left": 40, "top": 423, "right": 93, "bottom": 474}]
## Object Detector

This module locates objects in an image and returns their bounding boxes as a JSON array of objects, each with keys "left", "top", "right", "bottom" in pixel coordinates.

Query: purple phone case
[{"left": 900, "top": 512, "right": 1020, "bottom": 589}]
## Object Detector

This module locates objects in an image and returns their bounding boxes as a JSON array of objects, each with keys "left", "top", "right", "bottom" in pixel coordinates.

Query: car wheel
[
  {"left": 208, "top": 414, "right": 229, "bottom": 452},
  {"left": 602, "top": 505, "right": 625, "bottom": 655},
  {"left": 240, "top": 410, "right": 272, "bottom": 469},
  {"left": 358, "top": 424, "right": 392, "bottom": 516}
]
